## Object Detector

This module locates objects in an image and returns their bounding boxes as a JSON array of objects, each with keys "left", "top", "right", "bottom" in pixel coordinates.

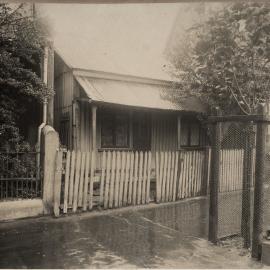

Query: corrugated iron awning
[{"left": 75, "top": 75, "right": 206, "bottom": 113}]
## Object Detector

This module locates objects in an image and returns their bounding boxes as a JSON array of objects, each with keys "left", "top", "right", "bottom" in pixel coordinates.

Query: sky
[{"left": 37, "top": 3, "right": 222, "bottom": 80}]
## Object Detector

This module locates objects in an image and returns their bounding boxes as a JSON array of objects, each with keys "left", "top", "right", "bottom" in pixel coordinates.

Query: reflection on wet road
[{"left": 0, "top": 197, "right": 262, "bottom": 268}]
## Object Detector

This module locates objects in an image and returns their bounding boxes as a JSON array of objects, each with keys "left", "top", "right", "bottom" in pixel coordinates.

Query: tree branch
[
  {"left": 228, "top": 86, "right": 250, "bottom": 115},
  {"left": 233, "top": 71, "right": 251, "bottom": 113},
  {"left": 0, "top": 4, "right": 23, "bottom": 27}
]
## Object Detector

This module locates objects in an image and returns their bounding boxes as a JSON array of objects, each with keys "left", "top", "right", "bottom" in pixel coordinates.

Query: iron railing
[{"left": 0, "top": 151, "right": 41, "bottom": 200}]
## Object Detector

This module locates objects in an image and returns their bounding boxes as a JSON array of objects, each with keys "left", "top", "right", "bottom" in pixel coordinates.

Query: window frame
[
  {"left": 100, "top": 110, "right": 131, "bottom": 149},
  {"left": 178, "top": 118, "right": 203, "bottom": 149}
]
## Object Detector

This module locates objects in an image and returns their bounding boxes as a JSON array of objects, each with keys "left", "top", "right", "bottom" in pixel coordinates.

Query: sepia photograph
[{"left": 0, "top": 0, "right": 270, "bottom": 268}]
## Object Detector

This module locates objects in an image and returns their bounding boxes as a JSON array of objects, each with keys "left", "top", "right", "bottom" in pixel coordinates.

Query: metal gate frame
[{"left": 207, "top": 104, "right": 270, "bottom": 259}]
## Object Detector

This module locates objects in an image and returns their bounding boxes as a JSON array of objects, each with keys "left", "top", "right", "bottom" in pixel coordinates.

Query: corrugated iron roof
[{"left": 75, "top": 75, "right": 206, "bottom": 113}]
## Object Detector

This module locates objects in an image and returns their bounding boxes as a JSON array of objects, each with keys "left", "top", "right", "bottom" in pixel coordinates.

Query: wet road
[{"left": 0, "top": 197, "right": 263, "bottom": 268}]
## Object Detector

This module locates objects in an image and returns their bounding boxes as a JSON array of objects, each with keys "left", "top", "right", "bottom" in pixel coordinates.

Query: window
[
  {"left": 101, "top": 111, "right": 129, "bottom": 148},
  {"left": 133, "top": 112, "right": 151, "bottom": 150},
  {"left": 180, "top": 119, "right": 207, "bottom": 147}
]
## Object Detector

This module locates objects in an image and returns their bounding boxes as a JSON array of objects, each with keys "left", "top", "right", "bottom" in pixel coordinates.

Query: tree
[
  {"left": 0, "top": 3, "right": 53, "bottom": 150},
  {"left": 168, "top": 2, "right": 270, "bottom": 115}
]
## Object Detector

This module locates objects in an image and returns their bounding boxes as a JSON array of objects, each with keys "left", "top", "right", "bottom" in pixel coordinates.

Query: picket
[
  {"left": 119, "top": 152, "right": 125, "bottom": 206},
  {"left": 63, "top": 151, "right": 71, "bottom": 213},
  {"left": 194, "top": 151, "right": 199, "bottom": 196},
  {"left": 162, "top": 152, "right": 168, "bottom": 202},
  {"left": 132, "top": 152, "right": 138, "bottom": 205},
  {"left": 165, "top": 152, "right": 171, "bottom": 201},
  {"left": 159, "top": 152, "right": 164, "bottom": 202},
  {"left": 189, "top": 151, "right": 194, "bottom": 197},
  {"left": 128, "top": 152, "right": 134, "bottom": 205},
  {"left": 142, "top": 152, "right": 147, "bottom": 204},
  {"left": 194, "top": 151, "right": 199, "bottom": 195},
  {"left": 78, "top": 152, "right": 86, "bottom": 207},
  {"left": 99, "top": 152, "right": 106, "bottom": 205},
  {"left": 155, "top": 152, "right": 161, "bottom": 203},
  {"left": 82, "top": 152, "right": 90, "bottom": 211},
  {"left": 169, "top": 152, "right": 175, "bottom": 201},
  {"left": 172, "top": 152, "right": 178, "bottom": 201},
  {"left": 109, "top": 151, "right": 116, "bottom": 208},
  {"left": 146, "top": 152, "right": 151, "bottom": 203},
  {"left": 68, "top": 151, "right": 76, "bottom": 206},
  {"left": 197, "top": 151, "right": 203, "bottom": 195},
  {"left": 188, "top": 151, "right": 193, "bottom": 197},
  {"left": 114, "top": 152, "right": 121, "bottom": 208},
  {"left": 136, "top": 152, "right": 142, "bottom": 205},
  {"left": 183, "top": 152, "right": 188, "bottom": 198},
  {"left": 104, "top": 151, "right": 111, "bottom": 209},
  {"left": 53, "top": 150, "right": 63, "bottom": 217},
  {"left": 178, "top": 152, "right": 184, "bottom": 199},
  {"left": 88, "top": 151, "right": 95, "bottom": 210},
  {"left": 72, "top": 152, "right": 81, "bottom": 212},
  {"left": 122, "top": 152, "right": 129, "bottom": 206}
]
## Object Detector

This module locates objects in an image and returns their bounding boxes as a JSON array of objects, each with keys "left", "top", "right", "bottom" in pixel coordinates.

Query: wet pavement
[{"left": 0, "top": 197, "right": 264, "bottom": 269}]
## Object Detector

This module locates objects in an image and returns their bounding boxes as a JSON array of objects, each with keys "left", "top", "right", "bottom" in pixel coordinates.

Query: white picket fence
[
  {"left": 155, "top": 150, "right": 208, "bottom": 203},
  {"left": 62, "top": 151, "right": 95, "bottom": 213},
  {"left": 219, "top": 149, "right": 255, "bottom": 193},
  {"left": 53, "top": 147, "right": 251, "bottom": 216},
  {"left": 99, "top": 151, "right": 152, "bottom": 209}
]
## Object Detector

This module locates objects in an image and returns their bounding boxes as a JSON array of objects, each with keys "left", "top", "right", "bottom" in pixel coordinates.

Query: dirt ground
[{"left": 0, "top": 197, "right": 265, "bottom": 268}]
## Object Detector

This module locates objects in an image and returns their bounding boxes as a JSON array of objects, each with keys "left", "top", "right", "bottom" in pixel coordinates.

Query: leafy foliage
[
  {"left": 168, "top": 2, "right": 270, "bottom": 115},
  {"left": 0, "top": 3, "right": 53, "bottom": 148}
]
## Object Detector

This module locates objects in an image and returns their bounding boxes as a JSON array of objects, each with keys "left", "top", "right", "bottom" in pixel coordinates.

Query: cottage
[{"left": 53, "top": 51, "right": 208, "bottom": 167}]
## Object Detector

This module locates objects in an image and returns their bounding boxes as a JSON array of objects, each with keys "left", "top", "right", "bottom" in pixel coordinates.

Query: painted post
[
  {"left": 252, "top": 104, "right": 268, "bottom": 259},
  {"left": 208, "top": 109, "right": 221, "bottom": 244},
  {"left": 41, "top": 125, "right": 60, "bottom": 214},
  {"left": 241, "top": 124, "right": 254, "bottom": 248}
]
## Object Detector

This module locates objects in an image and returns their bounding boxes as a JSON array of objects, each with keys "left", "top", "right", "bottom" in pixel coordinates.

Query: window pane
[
  {"left": 180, "top": 121, "right": 189, "bottom": 146},
  {"left": 133, "top": 112, "right": 151, "bottom": 150},
  {"left": 190, "top": 123, "right": 200, "bottom": 146},
  {"left": 115, "top": 114, "right": 129, "bottom": 147},
  {"left": 200, "top": 127, "right": 207, "bottom": 146},
  {"left": 101, "top": 114, "right": 114, "bottom": 147}
]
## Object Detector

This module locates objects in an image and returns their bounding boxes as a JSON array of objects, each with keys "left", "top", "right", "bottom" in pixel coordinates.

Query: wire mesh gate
[
  {"left": 217, "top": 122, "right": 256, "bottom": 243},
  {"left": 208, "top": 106, "right": 270, "bottom": 259}
]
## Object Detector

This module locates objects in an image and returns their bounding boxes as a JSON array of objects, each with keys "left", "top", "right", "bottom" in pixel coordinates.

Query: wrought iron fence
[{"left": 0, "top": 151, "right": 41, "bottom": 200}]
